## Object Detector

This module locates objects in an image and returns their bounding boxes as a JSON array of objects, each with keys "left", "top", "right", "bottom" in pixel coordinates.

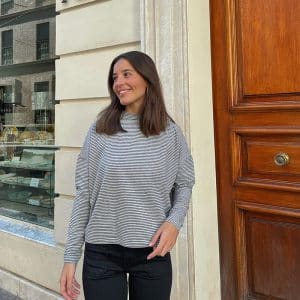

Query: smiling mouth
[{"left": 118, "top": 90, "right": 131, "bottom": 96}]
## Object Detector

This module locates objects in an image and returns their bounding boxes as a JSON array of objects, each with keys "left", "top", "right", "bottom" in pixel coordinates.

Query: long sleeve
[
  {"left": 64, "top": 127, "right": 92, "bottom": 263},
  {"left": 166, "top": 125, "right": 195, "bottom": 230}
]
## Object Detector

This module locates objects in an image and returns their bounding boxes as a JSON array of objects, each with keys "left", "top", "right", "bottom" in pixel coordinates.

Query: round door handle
[{"left": 274, "top": 152, "right": 290, "bottom": 166}]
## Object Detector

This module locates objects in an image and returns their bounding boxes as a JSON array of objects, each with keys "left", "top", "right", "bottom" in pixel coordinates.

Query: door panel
[
  {"left": 239, "top": 0, "right": 300, "bottom": 96},
  {"left": 236, "top": 206, "right": 300, "bottom": 299},
  {"left": 227, "top": 0, "right": 300, "bottom": 107},
  {"left": 232, "top": 130, "right": 300, "bottom": 189},
  {"left": 236, "top": 206, "right": 300, "bottom": 300},
  {"left": 246, "top": 213, "right": 300, "bottom": 299},
  {"left": 210, "top": 0, "right": 300, "bottom": 299}
]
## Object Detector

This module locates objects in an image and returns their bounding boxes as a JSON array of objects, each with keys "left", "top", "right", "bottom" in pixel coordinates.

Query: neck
[{"left": 125, "top": 106, "right": 140, "bottom": 115}]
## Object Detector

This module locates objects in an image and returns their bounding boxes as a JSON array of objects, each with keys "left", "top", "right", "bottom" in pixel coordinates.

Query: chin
[{"left": 120, "top": 100, "right": 132, "bottom": 106}]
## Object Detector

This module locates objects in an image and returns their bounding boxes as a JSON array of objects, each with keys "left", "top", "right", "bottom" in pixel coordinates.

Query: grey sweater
[{"left": 64, "top": 112, "right": 195, "bottom": 263}]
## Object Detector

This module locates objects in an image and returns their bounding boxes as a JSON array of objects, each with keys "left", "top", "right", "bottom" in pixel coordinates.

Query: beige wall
[
  {"left": 0, "top": 228, "right": 64, "bottom": 293},
  {"left": 54, "top": 0, "right": 140, "bottom": 244},
  {"left": 54, "top": 2, "right": 140, "bottom": 298},
  {"left": 187, "top": 0, "right": 221, "bottom": 299}
]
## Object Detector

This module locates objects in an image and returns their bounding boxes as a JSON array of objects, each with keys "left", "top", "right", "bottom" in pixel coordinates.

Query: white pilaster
[{"left": 140, "top": 1, "right": 194, "bottom": 299}]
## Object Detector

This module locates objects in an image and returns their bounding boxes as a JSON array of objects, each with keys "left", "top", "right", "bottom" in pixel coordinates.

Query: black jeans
[{"left": 82, "top": 243, "right": 172, "bottom": 300}]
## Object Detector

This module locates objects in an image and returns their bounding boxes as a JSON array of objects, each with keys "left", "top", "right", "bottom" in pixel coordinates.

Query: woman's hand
[
  {"left": 60, "top": 263, "right": 80, "bottom": 300},
  {"left": 147, "top": 221, "right": 179, "bottom": 260}
]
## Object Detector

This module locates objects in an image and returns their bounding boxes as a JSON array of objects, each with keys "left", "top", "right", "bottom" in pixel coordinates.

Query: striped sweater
[{"left": 64, "top": 112, "right": 195, "bottom": 263}]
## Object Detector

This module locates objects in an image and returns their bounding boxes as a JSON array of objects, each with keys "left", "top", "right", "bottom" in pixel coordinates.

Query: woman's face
[{"left": 112, "top": 58, "right": 148, "bottom": 114}]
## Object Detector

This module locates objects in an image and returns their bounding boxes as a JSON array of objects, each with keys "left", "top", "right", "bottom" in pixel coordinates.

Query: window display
[
  {"left": 0, "top": 146, "right": 56, "bottom": 228},
  {"left": 0, "top": 0, "right": 56, "bottom": 228}
]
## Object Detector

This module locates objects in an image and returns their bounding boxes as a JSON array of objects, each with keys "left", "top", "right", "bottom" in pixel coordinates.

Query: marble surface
[
  {"left": 0, "top": 288, "right": 22, "bottom": 300},
  {"left": 0, "top": 216, "right": 55, "bottom": 246}
]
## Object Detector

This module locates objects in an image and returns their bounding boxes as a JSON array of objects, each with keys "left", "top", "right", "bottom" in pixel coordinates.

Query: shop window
[
  {"left": 0, "top": 3, "right": 56, "bottom": 229},
  {"left": 33, "top": 81, "right": 54, "bottom": 125},
  {"left": 1, "top": 30, "right": 13, "bottom": 65},
  {"left": 36, "top": 0, "right": 46, "bottom": 7},
  {"left": 36, "top": 23, "right": 49, "bottom": 60},
  {"left": 1, "top": 0, "right": 13, "bottom": 15},
  {"left": 2, "top": 85, "right": 12, "bottom": 104}
]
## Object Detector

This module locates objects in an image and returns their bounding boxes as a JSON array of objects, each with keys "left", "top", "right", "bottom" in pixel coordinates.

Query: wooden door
[{"left": 210, "top": 0, "right": 300, "bottom": 299}]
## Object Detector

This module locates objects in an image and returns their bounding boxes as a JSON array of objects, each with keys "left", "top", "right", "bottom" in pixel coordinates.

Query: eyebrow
[{"left": 113, "top": 68, "right": 134, "bottom": 76}]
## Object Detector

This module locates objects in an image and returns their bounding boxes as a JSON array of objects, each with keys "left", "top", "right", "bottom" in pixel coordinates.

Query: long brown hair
[{"left": 96, "top": 51, "right": 170, "bottom": 137}]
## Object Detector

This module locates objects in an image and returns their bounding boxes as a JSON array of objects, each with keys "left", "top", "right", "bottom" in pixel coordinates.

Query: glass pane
[
  {"left": 36, "top": 23, "right": 49, "bottom": 60},
  {"left": 36, "top": 0, "right": 45, "bottom": 7},
  {"left": 37, "top": 23, "right": 49, "bottom": 41},
  {"left": 2, "top": 30, "right": 13, "bottom": 47},
  {"left": 0, "top": 1, "right": 56, "bottom": 229},
  {"left": 37, "top": 40, "right": 49, "bottom": 60},
  {"left": 34, "top": 81, "right": 49, "bottom": 92},
  {"left": 1, "top": 30, "right": 13, "bottom": 65},
  {"left": 1, "top": 0, "right": 13, "bottom": 15},
  {"left": 1, "top": 47, "right": 13, "bottom": 65}
]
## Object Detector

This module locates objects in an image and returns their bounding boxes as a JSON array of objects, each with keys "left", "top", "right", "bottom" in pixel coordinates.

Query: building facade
[{"left": 0, "top": 1, "right": 220, "bottom": 299}]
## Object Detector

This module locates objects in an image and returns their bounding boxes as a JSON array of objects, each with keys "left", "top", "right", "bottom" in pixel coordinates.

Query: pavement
[{"left": 0, "top": 288, "right": 22, "bottom": 300}]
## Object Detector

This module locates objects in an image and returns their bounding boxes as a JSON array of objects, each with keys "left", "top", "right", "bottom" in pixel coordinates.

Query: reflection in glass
[
  {"left": 1, "top": 0, "right": 14, "bottom": 15},
  {"left": 36, "top": 23, "right": 49, "bottom": 60},
  {"left": 0, "top": 1, "right": 56, "bottom": 228},
  {"left": 1, "top": 30, "right": 13, "bottom": 65}
]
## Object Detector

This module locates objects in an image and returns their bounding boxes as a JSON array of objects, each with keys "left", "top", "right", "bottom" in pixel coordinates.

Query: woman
[{"left": 60, "top": 51, "right": 195, "bottom": 300}]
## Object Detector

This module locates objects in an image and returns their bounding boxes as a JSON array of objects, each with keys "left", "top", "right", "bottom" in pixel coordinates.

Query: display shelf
[
  {"left": 0, "top": 189, "right": 53, "bottom": 208},
  {"left": 0, "top": 160, "right": 54, "bottom": 171},
  {"left": 0, "top": 143, "right": 57, "bottom": 149},
  {"left": 3, "top": 124, "right": 54, "bottom": 127},
  {"left": 0, "top": 147, "right": 56, "bottom": 228},
  {"left": 0, "top": 203, "right": 54, "bottom": 229},
  {"left": 0, "top": 123, "right": 55, "bottom": 146},
  {"left": 0, "top": 176, "right": 53, "bottom": 190}
]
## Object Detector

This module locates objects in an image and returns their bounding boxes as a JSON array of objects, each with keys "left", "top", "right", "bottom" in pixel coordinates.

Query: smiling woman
[
  {"left": 112, "top": 59, "right": 148, "bottom": 113},
  {"left": 96, "top": 51, "right": 170, "bottom": 137},
  {"left": 60, "top": 51, "right": 195, "bottom": 300}
]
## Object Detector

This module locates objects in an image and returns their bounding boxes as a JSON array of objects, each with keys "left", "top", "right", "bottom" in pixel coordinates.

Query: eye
[
  {"left": 112, "top": 75, "right": 117, "bottom": 82},
  {"left": 124, "top": 71, "right": 131, "bottom": 78}
]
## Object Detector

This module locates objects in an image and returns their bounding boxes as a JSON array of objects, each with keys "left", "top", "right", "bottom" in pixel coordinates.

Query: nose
[{"left": 113, "top": 76, "right": 125, "bottom": 87}]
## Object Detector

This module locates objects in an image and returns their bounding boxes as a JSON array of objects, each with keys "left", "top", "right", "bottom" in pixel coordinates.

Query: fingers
[
  {"left": 60, "top": 263, "right": 79, "bottom": 300},
  {"left": 61, "top": 277, "right": 79, "bottom": 300},
  {"left": 160, "top": 243, "right": 172, "bottom": 257},
  {"left": 60, "top": 276, "right": 70, "bottom": 300},
  {"left": 147, "top": 222, "right": 179, "bottom": 260},
  {"left": 147, "top": 239, "right": 173, "bottom": 260},
  {"left": 73, "top": 277, "right": 80, "bottom": 289},
  {"left": 60, "top": 277, "right": 73, "bottom": 300},
  {"left": 66, "top": 275, "right": 75, "bottom": 297},
  {"left": 147, "top": 244, "right": 163, "bottom": 260},
  {"left": 149, "top": 227, "right": 162, "bottom": 247},
  {"left": 70, "top": 278, "right": 80, "bottom": 298}
]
